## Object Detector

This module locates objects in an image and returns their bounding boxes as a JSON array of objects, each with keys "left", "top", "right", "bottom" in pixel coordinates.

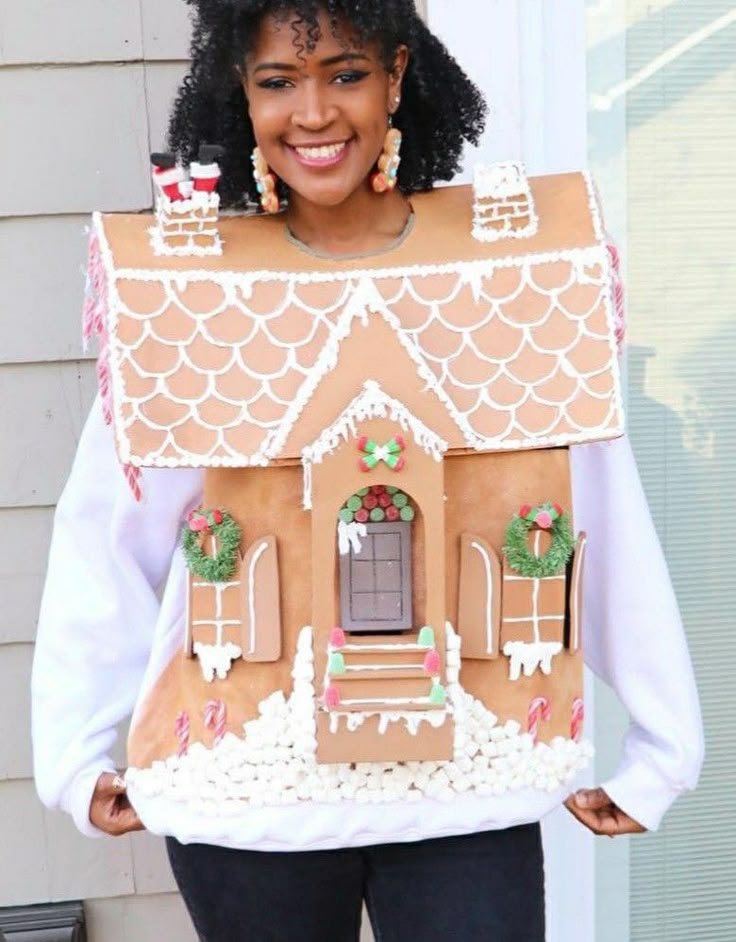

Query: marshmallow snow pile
[{"left": 127, "top": 626, "right": 593, "bottom": 812}]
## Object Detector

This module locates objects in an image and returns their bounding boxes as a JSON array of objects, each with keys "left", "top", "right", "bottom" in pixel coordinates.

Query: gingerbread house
[{"left": 85, "top": 163, "right": 623, "bottom": 804}]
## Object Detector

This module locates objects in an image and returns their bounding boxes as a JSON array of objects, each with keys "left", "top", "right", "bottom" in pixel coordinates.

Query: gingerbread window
[{"left": 339, "top": 522, "right": 413, "bottom": 632}]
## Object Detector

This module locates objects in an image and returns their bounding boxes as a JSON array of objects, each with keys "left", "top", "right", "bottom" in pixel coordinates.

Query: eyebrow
[{"left": 253, "top": 52, "right": 370, "bottom": 74}]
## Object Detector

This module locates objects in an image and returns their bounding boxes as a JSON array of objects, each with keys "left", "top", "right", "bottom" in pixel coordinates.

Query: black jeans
[{"left": 166, "top": 824, "right": 545, "bottom": 942}]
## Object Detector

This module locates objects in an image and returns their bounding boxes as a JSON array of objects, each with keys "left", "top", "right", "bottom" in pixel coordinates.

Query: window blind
[{"left": 619, "top": 2, "right": 734, "bottom": 939}]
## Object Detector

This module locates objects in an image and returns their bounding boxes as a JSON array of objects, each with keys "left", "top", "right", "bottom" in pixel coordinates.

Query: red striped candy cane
[
  {"left": 175, "top": 710, "right": 190, "bottom": 757},
  {"left": 571, "top": 698, "right": 585, "bottom": 742},
  {"left": 528, "top": 697, "right": 552, "bottom": 744},
  {"left": 204, "top": 699, "right": 227, "bottom": 747},
  {"left": 606, "top": 240, "right": 626, "bottom": 349}
]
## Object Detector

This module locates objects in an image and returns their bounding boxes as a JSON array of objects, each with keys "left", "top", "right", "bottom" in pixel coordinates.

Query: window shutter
[{"left": 240, "top": 535, "right": 281, "bottom": 662}]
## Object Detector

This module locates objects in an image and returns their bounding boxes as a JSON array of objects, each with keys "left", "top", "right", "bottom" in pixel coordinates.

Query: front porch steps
[{"left": 316, "top": 627, "right": 455, "bottom": 763}]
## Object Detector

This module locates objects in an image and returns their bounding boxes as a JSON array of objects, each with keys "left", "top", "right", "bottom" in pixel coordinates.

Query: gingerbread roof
[{"left": 90, "top": 172, "right": 624, "bottom": 468}]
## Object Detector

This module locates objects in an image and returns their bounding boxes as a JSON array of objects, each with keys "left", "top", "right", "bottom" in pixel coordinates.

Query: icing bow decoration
[{"left": 358, "top": 435, "right": 406, "bottom": 472}]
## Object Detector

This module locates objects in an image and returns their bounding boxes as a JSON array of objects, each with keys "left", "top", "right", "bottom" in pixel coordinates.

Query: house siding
[{"left": 0, "top": 1, "right": 194, "bottom": 936}]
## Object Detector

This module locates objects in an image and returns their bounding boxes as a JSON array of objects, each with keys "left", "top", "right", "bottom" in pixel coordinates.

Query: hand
[
  {"left": 564, "top": 787, "right": 646, "bottom": 837},
  {"left": 89, "top": 772, "right": 145, "bottom": 836}
]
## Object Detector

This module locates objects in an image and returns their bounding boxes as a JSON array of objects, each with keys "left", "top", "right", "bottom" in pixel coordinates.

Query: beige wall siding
[
  {"left": 0, "top": 0, "right": 191, "bottom": 933},
  {"left": 0, "top": 217, "right": 93, "bottom": 363},
  {"left": 0, "top": 508, "right": 53, "bottom": 644},
  {"left": 0, "top": 1, "right": 426, "bottom": 936}
]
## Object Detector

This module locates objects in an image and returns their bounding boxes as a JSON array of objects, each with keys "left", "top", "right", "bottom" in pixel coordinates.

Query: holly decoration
[
  {"left": 181, "top": 508, "right": 241, "bottom": 582},
  {"left": 503, "top": 502, "right": 575, "bottom": 579},
  {"left": 358, "top": 435, "right": 406, "bottom": 472}
]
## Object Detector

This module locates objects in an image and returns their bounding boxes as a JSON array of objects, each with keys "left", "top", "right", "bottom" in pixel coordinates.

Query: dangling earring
[
  {"left": 251, "top": 147, "right": 281, "bottom": 214},
  {"left": 371, "top": 115, "right": 402, "bottom": 194}
]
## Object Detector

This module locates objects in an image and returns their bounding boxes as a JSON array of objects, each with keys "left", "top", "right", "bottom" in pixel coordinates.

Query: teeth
[{"left": 295, "top": 143, "right": 346, "bottom": 159}]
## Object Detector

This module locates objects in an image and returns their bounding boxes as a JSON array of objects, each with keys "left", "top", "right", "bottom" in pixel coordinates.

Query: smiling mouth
[{"left": 289, "top": 141, "right": 350, "bottom": 167}]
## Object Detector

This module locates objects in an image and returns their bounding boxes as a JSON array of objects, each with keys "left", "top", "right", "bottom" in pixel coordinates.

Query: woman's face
[{"left": 242, "top": 11, "right": 407, "bottom": 208}]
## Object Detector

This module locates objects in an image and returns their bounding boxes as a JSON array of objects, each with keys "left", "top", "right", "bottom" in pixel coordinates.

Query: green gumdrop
[
  {"left": 329, "top": 652, "right": 346, "bottom": 675},
  {"left": 370, "top": 507, "right": 385, "bottom": 522},
  {"left": 392, "top": 492, "right": 408, "bottom": 508},
  {"left": 417, "top": 626, "right": 435, "bottom": 648},
  {"left": 400, "top": 506, "right": 415, "bottom": 522},
  {"left": 357, "top": 487, "right": 370, "bottom": 497},
  {"left": 347, "top": 496, "right": 363, "bottom": 512},
  {"left": 386, "top": 486, "right": 399, "bottom": 495},
  {"left": 429, "top": 683, "right": 447, "bottom": 706},
  {"left": 339, "top": 509, "right": 355, "bottom": 524}
]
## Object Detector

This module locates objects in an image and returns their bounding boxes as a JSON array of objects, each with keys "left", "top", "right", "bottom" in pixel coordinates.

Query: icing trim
[
  {"left": 470, "top": 539, "right": 495, "bottom": 655},
  {"left": 247, "top": 541, "right": 269, "bottom": 655}
]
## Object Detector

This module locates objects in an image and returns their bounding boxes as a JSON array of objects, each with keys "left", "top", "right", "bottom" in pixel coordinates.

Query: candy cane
[
  {"left": 204, "top": 698, "right": 227, "bottom": 746},
  {"left": 571, "top": 697, "right": 585, "bottom": 743},
  {"left": 527, "top": 697, "right": 552, "bottom": 744},
  {"left": 175, "top": 710, "right": 190, "bottom": 757}
]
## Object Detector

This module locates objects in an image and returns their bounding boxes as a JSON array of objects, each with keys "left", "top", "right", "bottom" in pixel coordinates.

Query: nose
[{"left": 291, "top": 80, "right": 337, "bottom": 132}]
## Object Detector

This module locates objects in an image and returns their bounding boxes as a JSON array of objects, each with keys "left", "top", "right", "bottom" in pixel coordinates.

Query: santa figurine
[
  {"left": 190, "top": 144, "right": 225, "bottom": 194},
  {"left": 150, "top": 152, "right": 186, "bottom": 202}
]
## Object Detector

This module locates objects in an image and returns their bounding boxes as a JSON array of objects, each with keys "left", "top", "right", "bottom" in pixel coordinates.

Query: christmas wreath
[
  {"left": 503, "top": 502, "right": 575, "bottom": 579},
  {"left": 181, "top": 508, "right": 241, "bottom": 582}
]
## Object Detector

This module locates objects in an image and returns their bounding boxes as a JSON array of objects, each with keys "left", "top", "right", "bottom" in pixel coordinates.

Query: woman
[{"left": 32, "top": 2, "right": 703, "bottom": 940}]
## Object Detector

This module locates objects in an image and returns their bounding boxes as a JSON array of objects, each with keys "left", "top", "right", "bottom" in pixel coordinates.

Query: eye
[
  {"left": 257, "top": 77, "right": 294, "bottom": 90},
  {"left": 333, "top": 70, "right": 369, "bottom": 85}
]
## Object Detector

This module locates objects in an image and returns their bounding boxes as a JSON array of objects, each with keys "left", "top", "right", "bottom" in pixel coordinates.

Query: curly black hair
[{"left": 168, "top": 0, "right": 487, "bottom": 207}]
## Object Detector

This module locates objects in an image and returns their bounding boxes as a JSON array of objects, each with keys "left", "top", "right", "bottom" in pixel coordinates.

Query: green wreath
[
  {"left": 503, "top": 502, "right": 575, "bottom": 579},
  {"left": 181, "top": 508, "right": 241, "bottom": 582}
]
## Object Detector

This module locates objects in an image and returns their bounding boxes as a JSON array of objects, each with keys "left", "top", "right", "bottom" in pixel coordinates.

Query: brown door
[{"left": 339, "top": 522, "right": 413, "bottom": 632}]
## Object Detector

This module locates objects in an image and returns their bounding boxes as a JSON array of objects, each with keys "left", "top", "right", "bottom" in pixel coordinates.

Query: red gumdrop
[
  {"left": 355, "top": 508, "right": 370, "bottom": 524},
  {"left": 378, "top": 493, "right": 393, "bottom": 508},
  {"left": 371, "top": 485, "right": 386, "bottom": 495},
  {"left": 553, "top": 503, "right": 564, "bottom": 517},
  {"left": 385, "top": 505, "right": 400, "bottom": 521},
  {"left": 363, "top": 494, "right": 378, "bottom": 510},
  {"left": 519, "top": 504, "right": 532, "bottom": 518},
  {"left": 424, "top": 650, "right": 441, "bottom": 674},
  {"left": 324, "top": 685, "right": 341, "bottom": 708},
  {"left": 329, "top": 627, "right": 346, "bottom": 648},
  {"left": 211, "top": 509, "right": 223, "bottom": 525}
]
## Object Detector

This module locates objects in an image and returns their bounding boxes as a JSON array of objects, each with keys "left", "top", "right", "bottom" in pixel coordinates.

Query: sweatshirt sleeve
[
  {"left": 31, "top": 400, "right": 203, "bottom": 836},
  {"left": 570, "top": 436, "right": 704, "bottom": 832}
]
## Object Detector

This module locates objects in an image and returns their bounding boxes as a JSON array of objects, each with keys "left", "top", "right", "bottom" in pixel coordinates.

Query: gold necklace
[{"left": 284, "top": 211, "right": 415, "bottom": 261}]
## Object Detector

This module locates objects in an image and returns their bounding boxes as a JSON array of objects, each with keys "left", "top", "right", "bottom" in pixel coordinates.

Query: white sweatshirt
[{"left": 31, "top": 400, "right": 704, "bottom": 849}]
